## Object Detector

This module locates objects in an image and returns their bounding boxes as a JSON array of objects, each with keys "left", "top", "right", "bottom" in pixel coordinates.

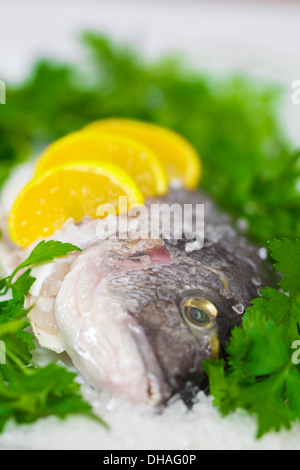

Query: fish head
[
  {"left": 57, "top": 235, "right": 253, "bottom": 406},
  {"left": 102, "top": 242, "right": 238, "bottom": 405},
  {"left": 52, "top": 191, "right": 268, "bottom": 406}
]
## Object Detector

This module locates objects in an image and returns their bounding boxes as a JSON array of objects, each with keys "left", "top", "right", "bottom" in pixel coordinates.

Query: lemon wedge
[
  {"left": 9, "top": 162, "right": 144, "bottom": 248},
  {"left": 84, "top": 118, "right": 202, "bottom": 189},
  {"left": 34, "top": 131, "right": 167, "bottom": 198}
]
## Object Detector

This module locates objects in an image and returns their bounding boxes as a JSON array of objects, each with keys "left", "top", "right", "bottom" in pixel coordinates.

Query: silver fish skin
[{"left": 3, "top": 189, "right": 271, "bottom": 405}]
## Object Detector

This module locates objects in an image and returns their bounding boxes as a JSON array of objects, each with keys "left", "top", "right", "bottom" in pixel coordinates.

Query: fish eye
[{"left": 180, "top": 297, "right": 218, "bottom": 329}]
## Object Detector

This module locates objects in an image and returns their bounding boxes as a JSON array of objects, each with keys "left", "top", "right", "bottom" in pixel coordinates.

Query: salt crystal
[{"left": 232, "top": 303, "right": 245, "bottom": 315}]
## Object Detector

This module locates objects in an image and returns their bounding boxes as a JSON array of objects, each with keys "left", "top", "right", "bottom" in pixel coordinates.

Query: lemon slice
[
  {"left": 9, "top": 162, "right": 144, "bottom": 248},
  {"left": 83, "top": 118, "right": 202, "bottom": 189},
  {"left": 34, "top": 131, "right": 167, "bottom": 198}
]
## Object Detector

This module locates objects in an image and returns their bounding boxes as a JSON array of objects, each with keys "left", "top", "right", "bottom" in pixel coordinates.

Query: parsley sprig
[
  {"left": 0, "top": 240, "right": 106, "bottom": 433},
  {"left": 203, "top": 238, "right": 300, "bottom": 438}
]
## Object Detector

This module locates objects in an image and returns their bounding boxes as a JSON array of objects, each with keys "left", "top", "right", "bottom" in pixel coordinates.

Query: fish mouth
[
  {"left": 130, "top": 320, "right": 220, "bottom": 406},
  {"left": 130, "top": 325, "right": 172, "bottom": 405}
]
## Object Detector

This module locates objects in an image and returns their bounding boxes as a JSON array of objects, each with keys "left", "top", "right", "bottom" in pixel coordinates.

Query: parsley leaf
[
  {"left": 204, "top": 239, "right": 300, "bottom": 438},
  {"left": 10, "top": 240, "right": 82, "bottom": 281},
  {"left": 269, "top": 238, "right": 300, "bottom": 298},
  {"left": 11, "top": 270, "right": 36, "bottom": 304},
  {"left": 0, "top": 241, "right": 81, "bottom": 296}
]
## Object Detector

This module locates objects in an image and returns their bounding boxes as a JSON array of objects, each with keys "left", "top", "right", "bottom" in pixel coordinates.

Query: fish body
[{"left": 2, "top": 189, "right": 270, "bottom": 405}]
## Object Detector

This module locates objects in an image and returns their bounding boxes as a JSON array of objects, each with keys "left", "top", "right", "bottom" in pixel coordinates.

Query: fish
[{"left": 1, "top": 188, "right": 271, "bottom": 406}]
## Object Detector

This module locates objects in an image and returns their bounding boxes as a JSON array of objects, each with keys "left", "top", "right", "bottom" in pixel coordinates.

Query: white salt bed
[{"left": 0, "top": 383, "right": 300, "bottom": 450}]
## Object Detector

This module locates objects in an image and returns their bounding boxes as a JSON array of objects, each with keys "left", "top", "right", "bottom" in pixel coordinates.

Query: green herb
[
  {"left": 1, "top": 240, "right": 81, "bottom": 295},
  {"left": 0, "top": 241, "right": 106, "bottom": 433},
  {"left": 1, "top": 34, "right": 299, "bottom": 244},
  {"left": 203, "top": 238, "right": 300, "bottom": 438}
]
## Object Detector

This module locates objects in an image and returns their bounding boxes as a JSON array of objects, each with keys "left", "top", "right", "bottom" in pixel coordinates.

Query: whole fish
[{"left": 1, "top": 189, "right": 270, "bottom": 405}]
